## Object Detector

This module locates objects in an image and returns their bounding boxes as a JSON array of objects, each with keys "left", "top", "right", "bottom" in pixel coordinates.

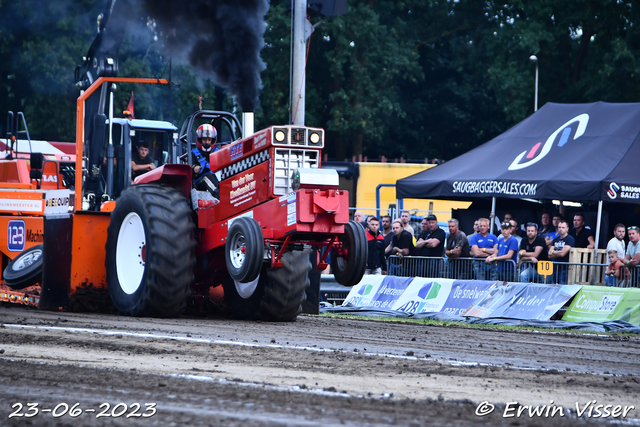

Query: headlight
[
  {"left": 309, "top": 132, "right": 320, "bottom": 144},
  {"left": 274, "top": 129, "right": 287, "bottom": 143}
]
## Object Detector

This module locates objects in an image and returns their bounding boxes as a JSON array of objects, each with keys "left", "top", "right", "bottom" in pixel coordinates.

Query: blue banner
[
  {"left": 343, "top": 275, "right": 583, "bottom": 321},
  {"left": 368, "top": 276, "right": 414, "bottom": 310},
  {"left": 440, "top": 281, "right": 496, "bottom": 316},
  {"left": 461, "top": 283, "right": 582, "bottom": 320}
]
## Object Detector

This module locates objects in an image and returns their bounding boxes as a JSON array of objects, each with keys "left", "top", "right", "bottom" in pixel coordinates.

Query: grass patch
[{"left": 312, "top": 312, "right": 640, "bottom": 338}]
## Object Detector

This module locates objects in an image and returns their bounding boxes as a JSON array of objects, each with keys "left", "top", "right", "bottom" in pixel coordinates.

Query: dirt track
[{"left": 0, "top": 305, "right": 639, "bottom": 426}]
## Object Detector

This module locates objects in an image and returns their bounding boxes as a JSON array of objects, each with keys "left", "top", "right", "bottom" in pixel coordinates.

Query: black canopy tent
[{"left": 396, "top": 102, "right": 640, "bottom": 250}]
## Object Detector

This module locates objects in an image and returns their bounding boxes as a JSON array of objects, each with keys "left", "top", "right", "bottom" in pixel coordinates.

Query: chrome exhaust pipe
[{"left": 242, "top": 112, "right": 254, "bottom": 139}]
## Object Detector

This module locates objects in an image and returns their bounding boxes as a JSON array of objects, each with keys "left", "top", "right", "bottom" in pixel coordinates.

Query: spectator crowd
[{"left": 351, "top": 209, "right": 640, "bottom": 287}]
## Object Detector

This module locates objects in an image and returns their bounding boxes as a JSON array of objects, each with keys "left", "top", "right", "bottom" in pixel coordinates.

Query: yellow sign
[{"left": 537, "top": 260, "right": 554, "bottom": 277}]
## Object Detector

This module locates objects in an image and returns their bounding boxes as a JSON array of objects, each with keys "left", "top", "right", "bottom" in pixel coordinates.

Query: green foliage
[{"left": 2, "top": 0, "right": 640, "bottom": 161}]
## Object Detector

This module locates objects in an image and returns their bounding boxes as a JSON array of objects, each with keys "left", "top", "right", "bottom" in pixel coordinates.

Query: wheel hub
[
  {"left": 12, "top": 249, "right": 43, "bottom": 271},
  {"left": 116, "top": 212, "right": 146, "bottom": 295},
  {"left": 229, "top": 233, "right": 246, "bottom": 269}
]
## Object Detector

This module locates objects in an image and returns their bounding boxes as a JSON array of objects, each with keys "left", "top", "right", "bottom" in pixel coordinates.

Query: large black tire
[
  {"left": 331, "top": 221, "right": 367, "bottom": 286},
  {"left": 105, "top": 184, "right": 196, "bottom": 317},
  {"left": 222, "top": 249, "right": 312, "bottom": 322},
  {"left": 3, "top": 245, "right": 43, "bottom": 289},
  {"left": 259, "top": 249, "right": 312, "bottom": 322},
  {"left": 225, "top": 217, "right": 263, "bottom": 283},
  {"left": 222, "top": 267, "right": 266, "bottom": 320}
]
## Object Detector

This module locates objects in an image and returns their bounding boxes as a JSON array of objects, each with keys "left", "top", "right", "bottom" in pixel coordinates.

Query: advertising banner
[
  {"left": 461, "top": 283, "right": 582, "bottom": 320},
  {"left": 562, "top": 286, "right": 640, "bottom": 325},
  {"left": 391, "top": 278, "right": 454, "bottom": 314},
  {"left": 440, "top": 280, "right": 496, "bottom": 316},
  {"left": 343, "top": 276, "right": 585, "bottom": 321},
  {"left": 343, "top": 275, "right": 387, "bottom": 307},
  {"left": 367, "top": 276, "right": 414, "bottom": 310}
]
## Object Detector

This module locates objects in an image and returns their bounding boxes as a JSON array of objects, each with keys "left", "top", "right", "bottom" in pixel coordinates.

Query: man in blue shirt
[
  {"left": 469, "top": 218, "right": 498, "bottom": 280},
  {"left": 485, "top": 222, "right": 518, "bottom": 282},
  {"left": 544, "top": 213, "right": 563, "bottom": 247}
]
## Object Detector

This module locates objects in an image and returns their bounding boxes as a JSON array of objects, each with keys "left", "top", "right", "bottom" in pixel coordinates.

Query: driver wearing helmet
[{"left": 191, "top": 124, "right": 220, "bottom": 198}]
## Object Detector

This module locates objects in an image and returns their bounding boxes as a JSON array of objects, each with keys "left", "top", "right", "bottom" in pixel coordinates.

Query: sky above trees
[{"left": 1, "top": 0, "right": 639, "bottom": 161}]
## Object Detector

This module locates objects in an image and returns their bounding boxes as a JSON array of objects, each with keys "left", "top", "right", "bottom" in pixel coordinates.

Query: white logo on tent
[{"left": 508, "top": 113, "right": 589, "bottom": 171}]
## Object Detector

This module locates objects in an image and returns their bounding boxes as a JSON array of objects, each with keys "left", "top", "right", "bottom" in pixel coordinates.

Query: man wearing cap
[{"left": 415, "top": 214, "right": 446, "bottom": 277}]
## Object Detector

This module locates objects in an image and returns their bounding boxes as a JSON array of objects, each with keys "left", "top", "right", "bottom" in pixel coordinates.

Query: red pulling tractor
[{"left": 0, "top": 77, "right": 367, "bottom": 321}]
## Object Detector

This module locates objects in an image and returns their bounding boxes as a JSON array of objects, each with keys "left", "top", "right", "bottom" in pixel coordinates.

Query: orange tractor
[{"left": 0, "top": 77, "right": 366, "bottom": 321}]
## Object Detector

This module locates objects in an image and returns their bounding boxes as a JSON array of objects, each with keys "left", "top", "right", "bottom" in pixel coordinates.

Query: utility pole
[
  {"left": 290, "top": 0, "right": 347, "bottom": 125},
  {"left": 291, "top": 0, "right": 307, "bottom": 125},
  {"left": 530, "top": 55, "right": 538, "bottom": 112}
]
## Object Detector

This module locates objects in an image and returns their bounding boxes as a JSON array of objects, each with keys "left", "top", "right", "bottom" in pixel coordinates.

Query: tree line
[{"left": 1, "top": 0, "right": 638, "bottom": 161}]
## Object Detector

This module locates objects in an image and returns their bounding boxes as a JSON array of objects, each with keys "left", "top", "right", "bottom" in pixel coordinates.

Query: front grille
[
  {"left": 273, "top": 148, "right": 319, "bottom": 195},
  {"left": 290, "top": 128, "right": 306, "bottom": 145}
]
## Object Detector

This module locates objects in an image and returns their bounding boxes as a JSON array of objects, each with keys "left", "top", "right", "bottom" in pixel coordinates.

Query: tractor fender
[{"left": 133, "top": 164, "right": 193, "bottom": 198}]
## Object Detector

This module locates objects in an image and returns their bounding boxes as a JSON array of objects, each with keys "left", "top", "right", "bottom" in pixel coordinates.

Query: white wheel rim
[
  {"left": 116, "top": 212, "right": 146, "bottom": 295},
  {"left": 12, "top": 249, "right": 42, "bottom": 271},
  {"left": 235, "top": 275, "right": 260, "bottom": 299},
  {"left": 229, "top": 232, "right": 246, "bottom": 270}
]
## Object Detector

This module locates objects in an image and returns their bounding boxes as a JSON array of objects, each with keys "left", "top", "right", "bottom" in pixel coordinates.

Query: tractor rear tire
[
  {"left": 106, "top": 184, "right": 196, "bottom": 317},
  {"left": 223, "top": 249, "right": 312, "bottom": 321},
  {"left": 222, "top": 268, "right": 266, "bottom": 320},
  {"left": 331, "top": 221, "right": 367, "bottom": 287},
  {"left": 258, "top": 249, "right": 312, "bottom": 322},
  {"left": 3, "top": 244, "right": 43, "bottom": 289},
  {"left": 225, "top": 217, "right": 263, "bottom": 284}
]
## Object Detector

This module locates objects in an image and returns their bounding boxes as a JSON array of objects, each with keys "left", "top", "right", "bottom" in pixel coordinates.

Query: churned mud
[{"left": 0, "top": 306, "right": 638, "bottom": 426}]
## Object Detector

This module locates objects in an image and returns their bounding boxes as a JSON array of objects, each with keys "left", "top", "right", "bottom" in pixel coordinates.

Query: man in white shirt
[
  {"left": 606, "top": 223, "right": 626, "bottom": 259},
  {"left": 400, "top": 210, "right": 414, "bottom": 237}
]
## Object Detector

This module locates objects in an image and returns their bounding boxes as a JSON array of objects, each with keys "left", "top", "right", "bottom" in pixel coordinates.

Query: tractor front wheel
[
  {"left": 225, "top": 217, "right": 263, "bottom": 284},
  {"left": 331, "top": 221, "right": 367, "bottom": 287},
  {"left": 105, "top": 184, "right": 196, "bottom": 317}
]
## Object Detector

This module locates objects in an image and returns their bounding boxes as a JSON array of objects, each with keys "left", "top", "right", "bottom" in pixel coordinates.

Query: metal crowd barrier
[
  {"left": 387, "top": 255, "right": 446, "bottom": 278},
  {"left": 319, "top": 274, "right": 352, "bottom": 305},
  {"left": 387, "top": 256, "right": 517, "bottom": 281},
  {"left": 386, "top": 256, "right": 640, "bottom": 287},
  {"left": 516, "top": 261, "right": 640, "bottom": 287}
]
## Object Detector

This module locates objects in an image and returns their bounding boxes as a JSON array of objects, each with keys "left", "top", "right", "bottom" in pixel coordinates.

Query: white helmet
[{"left": 196, "top": 124, "right": 217, "bottom": 151}]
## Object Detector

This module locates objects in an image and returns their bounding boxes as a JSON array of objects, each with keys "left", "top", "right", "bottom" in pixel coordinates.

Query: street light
[{"left": 529, "top": 55, "right": 538, "bottom": 112}]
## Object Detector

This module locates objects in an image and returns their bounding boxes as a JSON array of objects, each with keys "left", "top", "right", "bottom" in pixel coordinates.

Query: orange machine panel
[
  {"left": 0, "top": 159, "right": 32, "bottom": 186},
  {"left": 0, "top": 190, "right": 44, "bottom": 215},
  {"left": 0, "top": 216, "right": 44, "bottom": 262},
  {"left": 70, "top": 211, "right": 110, "bottom": 292}
]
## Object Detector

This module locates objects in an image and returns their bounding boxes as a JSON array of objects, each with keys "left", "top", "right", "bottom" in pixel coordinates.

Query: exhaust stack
[{"left": 242, "top": 112, "right": 254, "bottom": 139}]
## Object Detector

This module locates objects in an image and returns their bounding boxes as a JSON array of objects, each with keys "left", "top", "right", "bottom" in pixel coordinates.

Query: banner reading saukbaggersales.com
[{"left": 452, "top": 180, "right": 538, "bottom": 197}]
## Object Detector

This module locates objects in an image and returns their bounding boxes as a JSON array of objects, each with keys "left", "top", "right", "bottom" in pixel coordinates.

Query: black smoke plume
[{"left": 143, "top": 0, "right": 269, "bottom": 111}]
